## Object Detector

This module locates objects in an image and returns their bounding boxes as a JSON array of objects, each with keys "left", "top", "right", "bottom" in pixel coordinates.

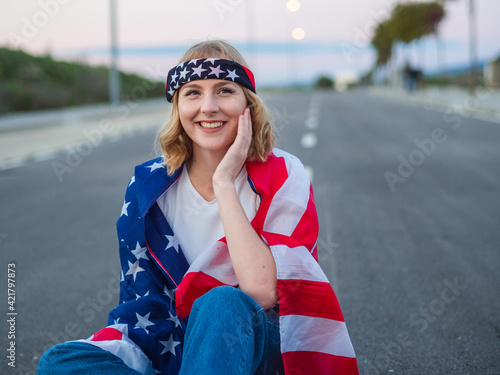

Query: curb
[
  {"left": 0, "top": 98, "right": 167, "bottom": 133},
  {"left": 368, "top": 86, "right": 500, "bottom": 123},
  {"left": 0, "top": 98, "right": 170, "bottom": 171}
]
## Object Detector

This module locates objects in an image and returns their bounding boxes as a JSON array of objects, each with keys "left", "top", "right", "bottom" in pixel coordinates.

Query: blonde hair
[{"left": 157, "top": 40, "right": 275, "bottom": 175}]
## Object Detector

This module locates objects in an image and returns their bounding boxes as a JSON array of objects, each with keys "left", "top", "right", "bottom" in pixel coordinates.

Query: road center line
[{"left": 301, "top": 132, "right": 318, "bottom": 148}]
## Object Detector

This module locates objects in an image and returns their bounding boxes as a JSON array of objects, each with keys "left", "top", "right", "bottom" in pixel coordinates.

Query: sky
[{"left": 1, "top": 0, "right": 499, "bottom": 86}]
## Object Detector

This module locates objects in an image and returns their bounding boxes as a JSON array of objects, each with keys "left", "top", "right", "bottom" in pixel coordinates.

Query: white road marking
[
  {"left": 301, "top": 132, "right": 318, "bottom": 148},
  {"left": 305, "top": 116, "right": 319, "bottom": 129}
]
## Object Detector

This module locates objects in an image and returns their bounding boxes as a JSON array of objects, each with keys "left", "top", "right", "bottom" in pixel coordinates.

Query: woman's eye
[
  {"left": 184, "top": 90, "right": 200, "bottom": 96},
  {"left": 219, "top": 88, "right": 234, "bottom": 94}
]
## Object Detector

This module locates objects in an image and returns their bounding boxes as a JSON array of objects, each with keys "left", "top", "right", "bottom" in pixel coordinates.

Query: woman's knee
[
  {"left": 193, "top": 286, "right": 261, "bottom": 316},
  {"left": 201, "top": 285, "right": 243, "bottom": 302},
  {"left": 37, "top": 341, "right": 144, "bottom": 375},
  {"left": 37, "top": 342, "right": 78, "bottom": 374}
]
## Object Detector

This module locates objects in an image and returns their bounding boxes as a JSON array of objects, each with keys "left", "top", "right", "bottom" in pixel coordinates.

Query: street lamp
[
  {"left": 292, "top": 27, "right": 305, "bottom": 41},
  {"left": 109, "top": 0, "right": 120, "bottom": 103},
  {"left": 468, "top": 0, "right": 478, "bottom": 95},
  {"left": 286, "top": 0, "right": 302, "bottom": 86},
  {"left": 245, "top": 1, "right": 255, "bottom": 58},
  {"left": 286, "top": 0, "right": 301, "bottom": 12}
]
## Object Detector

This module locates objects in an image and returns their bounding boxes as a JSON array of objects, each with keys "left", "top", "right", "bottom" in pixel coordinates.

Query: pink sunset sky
[{"left": 1, "top": 0, "right": 499, "bottom": 86}]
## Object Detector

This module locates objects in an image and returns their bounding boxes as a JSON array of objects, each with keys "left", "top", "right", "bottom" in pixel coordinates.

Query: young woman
[{"left": 38, "top": 40, "right": 358, "bottom": 375}]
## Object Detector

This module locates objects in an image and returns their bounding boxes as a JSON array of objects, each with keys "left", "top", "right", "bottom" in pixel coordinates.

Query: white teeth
[{"left": 199, "top": 122, "right": 224, "bottom": 129}]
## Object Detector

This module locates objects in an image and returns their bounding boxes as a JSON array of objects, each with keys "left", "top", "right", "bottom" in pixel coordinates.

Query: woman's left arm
[{"left": 213, "top": 108, "right": 278, "bottom": 310}]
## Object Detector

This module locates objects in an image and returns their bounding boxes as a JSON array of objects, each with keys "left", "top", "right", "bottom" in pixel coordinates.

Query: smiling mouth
[{"left": 199, "top": 121, "right": 225, "bottom": 129}]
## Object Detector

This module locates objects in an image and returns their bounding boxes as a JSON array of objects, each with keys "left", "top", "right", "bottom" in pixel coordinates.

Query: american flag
[{"left": 80, "top": 148, "right": 358, "bottom": 374}]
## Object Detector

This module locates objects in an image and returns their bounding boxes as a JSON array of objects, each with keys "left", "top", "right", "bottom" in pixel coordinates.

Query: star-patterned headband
[{"left": 165, "top": 58, "right": 256, "bottom": 102}]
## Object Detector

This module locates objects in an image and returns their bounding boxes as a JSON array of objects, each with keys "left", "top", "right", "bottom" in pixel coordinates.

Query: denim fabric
[
  {"left": 37, "top": 341, "right": 145, "bottom": 375},
  {"left": 179, "top": 286, "right": 284, "bottom": 375},
  {"left": 37, "top": 287, "right": 283, "bottom": 375}
]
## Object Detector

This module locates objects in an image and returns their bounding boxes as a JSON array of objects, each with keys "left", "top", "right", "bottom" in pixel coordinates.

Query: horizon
[{"left": 2, "top": 41, "right": 497, "bottom": 88}]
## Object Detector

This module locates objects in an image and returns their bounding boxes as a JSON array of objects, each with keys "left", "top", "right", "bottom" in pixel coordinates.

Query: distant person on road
[
  {"left": 404, "top": 63, "right": 423, "bottom": 93},
  {"left": 37, "top": 40, "right": 358, "bottom": 375}
]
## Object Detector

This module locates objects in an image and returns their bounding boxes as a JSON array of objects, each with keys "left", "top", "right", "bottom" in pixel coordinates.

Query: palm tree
[
  {"left": 371, "top": 20, "right": 396, "bottom": 84},
  {"left": 467, "top": 0, "right": 478, "bottom": 94},
  {"left": 370, "top": 1, "right": 446, "bottom": 86},
  {"left": 392, "top": 2, "right": 445, "bottom": 65}
]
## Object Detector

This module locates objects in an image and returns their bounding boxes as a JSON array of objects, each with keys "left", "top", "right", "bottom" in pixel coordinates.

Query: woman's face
[{"left": 177, "top": 79, "right": 247, "bottom": 157}]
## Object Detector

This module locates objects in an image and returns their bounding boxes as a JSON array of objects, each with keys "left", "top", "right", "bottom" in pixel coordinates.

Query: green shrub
[
  {"left": 0, "top": 47, "right": 164, "bottom": 114},
  {"left": 314, "top": 75, "right": 335, "bottom": 89}
]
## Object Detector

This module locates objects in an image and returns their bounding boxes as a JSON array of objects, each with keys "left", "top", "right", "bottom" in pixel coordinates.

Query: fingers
[
  {"left": 237, "top": 108, "right": 252, "bottom": 147},
  {"left": 214, "top": 109, "right": 253, "bottom": 185}
]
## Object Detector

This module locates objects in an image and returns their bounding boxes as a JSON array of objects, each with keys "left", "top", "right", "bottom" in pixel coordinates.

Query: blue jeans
[
  {"left": 180, "top": 286, "right": 284, "bottom": 374},
  {"left": 37, "top": 341, "right": 146, "bottom": 375},
  {"left": 37, "top": 286, "right": 283, "bottom": 374}
]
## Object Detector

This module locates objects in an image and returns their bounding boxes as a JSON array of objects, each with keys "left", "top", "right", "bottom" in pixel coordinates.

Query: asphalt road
[{"left": 1, "top": 90, "right": 499, "bottom": 374}]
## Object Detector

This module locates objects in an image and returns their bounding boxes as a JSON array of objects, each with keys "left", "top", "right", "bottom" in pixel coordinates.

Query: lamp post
[
  {"left": 245, "top": 1, "right": 255, "bottom": 58},
  {"left": 109, "top": 0, "right": 120, "bottom": 103},
  {"left": 468, "top": 0, "right": 478, "bottom": 95},
  {"left": 286, "top": 0, "right": 301, "bottom": 87}
]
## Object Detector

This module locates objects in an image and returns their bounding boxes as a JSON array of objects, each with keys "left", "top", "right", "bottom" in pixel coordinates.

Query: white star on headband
[
  {"left": 226, "top": 69, "right": 239, "bottom": 81},
  {"left": 170, "top": 71, "right": 179, "bottom": 84},
  {"left": 165, "top": 58, "right": 256, "bottom": 103},
  {"left": 179, "top": 67, "right": 190, "bottom": 79},
  {"left": 191, "top": 64, "right": 207, "bottom": 78},
  {"left": 209, "top": 65, "right": 224, "bottom": 78}
]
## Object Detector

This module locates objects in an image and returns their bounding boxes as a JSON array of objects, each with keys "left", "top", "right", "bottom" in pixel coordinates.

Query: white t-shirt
[{"left": 156, "top": 164, "right": 260, "bottom": 265}]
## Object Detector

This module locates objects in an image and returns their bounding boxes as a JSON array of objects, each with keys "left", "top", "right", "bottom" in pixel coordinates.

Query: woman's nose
[{"left": 200, "top": 95, "right": 219, "bottom": 115}]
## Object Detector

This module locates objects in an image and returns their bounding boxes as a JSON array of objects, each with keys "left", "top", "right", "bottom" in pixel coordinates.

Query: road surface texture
[{"left": 1, "top": 90, "right": 499, "bottom": 374}]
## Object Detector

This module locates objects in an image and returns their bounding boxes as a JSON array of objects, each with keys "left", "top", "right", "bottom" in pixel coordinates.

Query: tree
[
  {"left": 391, "top": 2, "right": 445, "bottom": 44},
  {"left": 370, "top": 1, "right": 446, "bottom": 83},
  {"left": 372, "top": 20, "right": 395, "bottom": 67},
  {"left": 314, "top": 75, "right": 335, "bottom": 90}
]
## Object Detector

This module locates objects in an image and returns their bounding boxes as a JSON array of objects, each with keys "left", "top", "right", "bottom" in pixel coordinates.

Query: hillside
[{"left": 0, "top": 47, "right": 165, "bottom": 114}]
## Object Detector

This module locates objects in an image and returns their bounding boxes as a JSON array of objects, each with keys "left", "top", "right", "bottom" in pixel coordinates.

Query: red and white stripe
[{"left": 175, "top": 149, "right": 358, "bottom": 374}]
